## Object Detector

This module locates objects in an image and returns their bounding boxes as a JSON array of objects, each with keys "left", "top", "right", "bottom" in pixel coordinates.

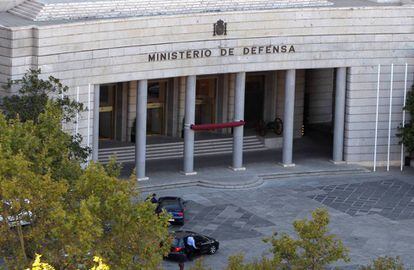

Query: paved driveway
[{"left": 148, "top": 169, "right": 414, "bottom": 270}]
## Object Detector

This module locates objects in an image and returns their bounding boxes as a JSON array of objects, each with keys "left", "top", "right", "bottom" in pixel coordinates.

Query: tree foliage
[
  {"left": 265, "top": 208, "right": 350, "bottom": 270},
  {"left": 1, "top": 68, "right": 89, "bottom": 161},
  {"left": 1, "top": 68, "right": 83, "bottom": 123},
  {"left": 0, "top": 103, "right": 83, "bottom": 183},
  {"left": 221, "top": 208, "right": 349, "bottom": 270},
  {"left": 398, "top": 85, "right": 414, "bottom": 153},
  {"left": 0, "top": 104, "right": 171, "bottom": 270},
  {"left": 226, "top": 253, "right": 277, "bottom": 270},
  {"left": 25, "top": 254, "right": 110, "bottom": 270},
  {"left": 189, "top": 258, "right": 211, "bottom": 270},
  {"left": 361, "top": 256, "right": 405, "bottom": 270}
]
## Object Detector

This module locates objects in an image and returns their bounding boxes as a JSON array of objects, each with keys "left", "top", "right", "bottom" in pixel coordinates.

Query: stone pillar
[
  {"left": 183, "top": 75, "right": 197, "bottom": 175},
  {"left": 332, "top": 67, "right": 346, "bottom": 163},
  {"left": 92, "top": 84, "right": 100, "bottom": 162},
  {"left": 231, "top": 72, "right": 246, "bottom": 171},
  {"left": 136, "top": 80, "right": 149, "bottom": 181},
  {"left": 281, "top": 69, "right": 296, "bottom": 167}
]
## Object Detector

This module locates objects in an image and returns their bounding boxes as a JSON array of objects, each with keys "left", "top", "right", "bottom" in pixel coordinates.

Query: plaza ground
[{"left": 138, "top": 166, "right": 414, "bottom": 269}]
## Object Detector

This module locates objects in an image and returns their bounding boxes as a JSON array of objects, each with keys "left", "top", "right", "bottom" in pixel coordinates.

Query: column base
[
  {"left": 278, "top": 162, "right": 296, "bottom": 168},
  {"left": 329, "top": 160, "right": 346, "bottom": 165},
  {"left": 180, "top": 171, "right": 197, "bottom": 176},
  {"left": 137, "top": 176, "right": 149, "bottom": 181},
  {"left": 229, "top": 166, "right": 246, "bottom": 172}
]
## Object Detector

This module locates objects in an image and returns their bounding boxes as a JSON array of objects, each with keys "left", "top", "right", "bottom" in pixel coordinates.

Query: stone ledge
[{"left": 9, "top": 0, "right": 333, "bottom": 21}]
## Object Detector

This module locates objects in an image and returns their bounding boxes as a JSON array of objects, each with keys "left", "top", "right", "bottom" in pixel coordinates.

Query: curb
[
  {"left": 139, "top": 168, "right": 370, "bottom": 192},
  {"left": 259, "top": 168, "right": 370, "bottom": 180},
  {"left": 140, "top": 177, "right": 264, "bottom": 192}
]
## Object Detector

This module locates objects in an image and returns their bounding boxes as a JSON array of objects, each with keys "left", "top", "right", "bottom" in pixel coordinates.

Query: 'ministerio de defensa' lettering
[{"left": 148, "top": 45, "right": 295, "bottom": 62}]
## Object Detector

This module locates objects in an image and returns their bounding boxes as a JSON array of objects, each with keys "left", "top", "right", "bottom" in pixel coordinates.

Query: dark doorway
[
  {"left": 302, "top": 68, "right": 335, "bottom": 158},
  {"left": 99, "top": 83, "right": 126, "bottom": 141},
  {"left": 244, "top": 75, "right": 265, "bottom": 129},
  {"left": 196, "top": 77, "right": 217, "bottom": 125},
  {"left": 99, "top": 84, "right": 117, "bottom": 140},
  {"left": 147, "top": 80, "right": 167, "bottom": 135}
]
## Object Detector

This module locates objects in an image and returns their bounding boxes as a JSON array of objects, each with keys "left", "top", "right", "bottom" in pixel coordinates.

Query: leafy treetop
[{"left": 1, "top": 68, "right": 89, "bottom": 162}]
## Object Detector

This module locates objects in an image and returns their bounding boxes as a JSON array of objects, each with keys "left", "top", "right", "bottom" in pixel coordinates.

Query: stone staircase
[
  {"left": 8, "top": 0, "right": 44, "bottom": 21},
  {"left": 98, "top": 135, "right": 267, "bottom": 164}
]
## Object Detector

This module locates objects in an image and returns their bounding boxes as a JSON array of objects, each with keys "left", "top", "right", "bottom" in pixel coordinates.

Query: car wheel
[{"left": 209, "top": 245, "right": 217, "bottom": 255}]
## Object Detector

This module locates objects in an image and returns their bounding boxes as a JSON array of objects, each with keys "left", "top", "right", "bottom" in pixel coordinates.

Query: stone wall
[
  {"left": 305, "top": 69, "right": 334, "bottom": 124},
  {"left": 0, "top": 27, "right": 12, "bottom": 100},
  {"left": 345, "top": 65, "right": 414, "bottom": 165}
]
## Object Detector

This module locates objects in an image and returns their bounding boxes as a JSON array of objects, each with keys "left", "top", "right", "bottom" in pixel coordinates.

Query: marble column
[
  {"left": 281, "top": 69, "right": 296, "bottom": 167},
  {"left": 136, "top": 80, "right": 149, "bottom": 181},
  {"left": 183, "top": 75, "right": 197, "bottom": 175},
  {"left": 232, "top": 72, "right": 246, "bottom": 171},
  {"left": 332, "top": 67, "right": 346, "bottom": 163}
]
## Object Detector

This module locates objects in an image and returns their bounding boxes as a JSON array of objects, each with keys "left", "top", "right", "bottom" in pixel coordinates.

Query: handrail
[{"left": 190, "top": 120, "right": 245, "bottom": 131}]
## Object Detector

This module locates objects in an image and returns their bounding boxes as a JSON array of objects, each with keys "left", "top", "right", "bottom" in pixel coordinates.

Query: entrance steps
[{"left": 98, "top": 135, "right": 266, "bottom": 164}]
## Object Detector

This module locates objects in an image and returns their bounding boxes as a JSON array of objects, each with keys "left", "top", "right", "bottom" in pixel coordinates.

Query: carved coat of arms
[{"left": 213, "top": 20, "right": 227, "bottom": 36}]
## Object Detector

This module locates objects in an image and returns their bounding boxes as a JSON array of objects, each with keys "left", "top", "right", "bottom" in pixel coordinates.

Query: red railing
[{"left": 190, "top": 120, "right": 245, "bottom": 131}]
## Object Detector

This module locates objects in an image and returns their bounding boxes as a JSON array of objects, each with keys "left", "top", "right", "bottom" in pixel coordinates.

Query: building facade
[{"left": 0, "top": 0, "right": 413, "bottom": 180}]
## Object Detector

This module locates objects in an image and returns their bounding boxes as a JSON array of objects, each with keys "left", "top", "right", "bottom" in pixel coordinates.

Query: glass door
[
  {"left": 99, "top": 84, "right": 116, "bottom": 139},
  {"left": 147, "top": 81, "right": 166, "bottom": 135},
  {"left": 244, "top": 75, "right": 265, "bottom": 129},
  {"left": 196, "top": 78, "right": 216, "bottom": 125}
]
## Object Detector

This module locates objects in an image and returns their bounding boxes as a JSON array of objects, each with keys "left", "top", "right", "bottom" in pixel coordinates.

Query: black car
[
  {"left": 156, "top": 196, "right": 185, "bottom": 225},
  {"left": 167, "top": 231, "right": 219, "bottom": 261}
]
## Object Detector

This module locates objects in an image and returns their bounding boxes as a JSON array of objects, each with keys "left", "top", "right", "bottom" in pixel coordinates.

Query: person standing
[
  {"left": 186, "top": 235, "right": 197, "bottom": 260},
  {"left": 178, "top": 262, "right": 185, "bottom": 270},
  {"left": 150, "top": 193, "right": 158, "bottom": 203},
  {"left": 146, "top": 193, "right": 158, "bottom": 203}
]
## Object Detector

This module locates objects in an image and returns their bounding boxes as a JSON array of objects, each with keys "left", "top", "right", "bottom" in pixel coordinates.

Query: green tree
[
  {"left": 64, "top": 163, "right": 171, "bottom": 270},
  {"left": 0, "top": 151, "right": 68, "bottom": 267},
  {"left": 189, "top": 258, "right": 211, "bottom": 270},
  {"left": 0, "top": 102, "right": 83, "bottom": 184},
  {"left": 361, "top": 256, "right": 405, "bottom": 270},
  {"left": 398, "top": 85, "right": 414, "bottom": 155},
  {"left": 223, "top": 209, "right": 349, "bottom": 270},
  {"left": 266, "top": 208, "right": 350, "bottom": 270},
  {"left": 1, "top": 68, "right": 89, "bottom": 161},
  {"left": 0, "top": 105, "right": 171, "bottom": 270},
  {"left": 226, "top": 253, "right": 277, "bottom": 270}
]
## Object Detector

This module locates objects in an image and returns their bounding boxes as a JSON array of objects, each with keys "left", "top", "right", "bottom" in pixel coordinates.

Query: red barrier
[{"left": 191, "top": 121, "right": 245, "bottom": 131}]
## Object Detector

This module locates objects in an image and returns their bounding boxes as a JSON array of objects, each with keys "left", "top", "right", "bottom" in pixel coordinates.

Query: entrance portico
[{"left": 92, "top": 67, "right": 349, "bottom": 181}]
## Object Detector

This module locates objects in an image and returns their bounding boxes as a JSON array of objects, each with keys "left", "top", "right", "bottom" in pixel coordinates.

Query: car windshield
[
  {"left": 172, "top": 237, "right": 185, "bottom": 247},
  {"left": 160, "top": 200, "right": 180, "bottom": 210}
]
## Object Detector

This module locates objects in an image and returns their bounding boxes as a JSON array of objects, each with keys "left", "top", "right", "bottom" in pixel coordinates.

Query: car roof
[
  {"left": 172, "top": 230, "right": 213, "bottom": 239},
  {"left": 172, "top": 230, "right": 196, "bottom": 237},
  {"left": 158, "top": 196, "right": 181, "bottom": 201}
]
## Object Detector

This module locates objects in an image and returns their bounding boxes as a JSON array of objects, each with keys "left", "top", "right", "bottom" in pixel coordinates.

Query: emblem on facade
[{"left": 213, "top": 20, "right": 227, "bottom": 36}]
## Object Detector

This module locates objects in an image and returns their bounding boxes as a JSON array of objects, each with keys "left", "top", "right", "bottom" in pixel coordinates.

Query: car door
[{"left": 194, "top": 235, "right": 210, "bottom": 254}]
